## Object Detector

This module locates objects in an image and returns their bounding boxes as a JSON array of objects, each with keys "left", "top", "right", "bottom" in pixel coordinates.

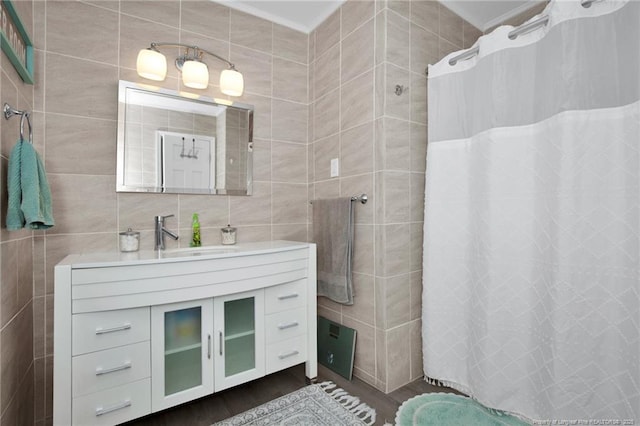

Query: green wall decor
[{"left": 0, "top": 0, "right": 34, "bottom": 84}]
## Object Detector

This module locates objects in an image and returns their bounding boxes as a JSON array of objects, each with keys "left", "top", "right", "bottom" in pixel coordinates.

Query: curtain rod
[
  {"left": 448, "top": 46, "right": 479, "bottom": 66},
  {"left": 581, "top": 0, "right": 600, "bottom": 8},
  {"left": 507, "top": 15, "right": 549, "bottom": 40},
  {"left": 448, "top": 14, "right": 551, "bottom": 66}
]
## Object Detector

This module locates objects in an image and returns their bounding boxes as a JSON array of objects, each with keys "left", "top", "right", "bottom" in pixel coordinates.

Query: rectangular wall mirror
[{"left": 117, "top": 80, "right": 254, "bottom": 195}]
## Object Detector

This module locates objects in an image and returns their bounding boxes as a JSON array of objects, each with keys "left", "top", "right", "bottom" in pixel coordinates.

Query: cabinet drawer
[
  {"left": 72, "top": 341, "right": 150, "bottom": 398},
  {"left": 73, "top": 307, "right": 150, "bottom": 355},
  {"left": 266, "top": 335, "right": 307, "bottom": 374},
  {"left": 264, "top": 280, "right": 306, "bottom": 314},
  {"left": 72, "top": 378, "right": 151, "bottom": 426},
  {"left": 265, "top": 307, "right": 307, "bottom": 344}
]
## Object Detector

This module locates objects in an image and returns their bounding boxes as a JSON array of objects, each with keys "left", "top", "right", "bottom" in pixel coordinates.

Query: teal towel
[{"left": 6, "top": 140, "right": 54, "bottom": 230}]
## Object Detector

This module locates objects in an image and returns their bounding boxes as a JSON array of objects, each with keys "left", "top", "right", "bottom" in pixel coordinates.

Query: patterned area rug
[
  {"left": 395, "top": 393, "right": 528, "bottom": 426},
  {"left": 213, "top": 381, "right": 376, "bottom": 425}
]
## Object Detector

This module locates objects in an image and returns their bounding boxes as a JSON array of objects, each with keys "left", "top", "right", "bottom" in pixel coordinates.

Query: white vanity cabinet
[
  {"left": 151, "top": 298, "right": 214, "bottom": 411},
  {"left": 213, "top": 290, "right": 265, "bottom": 391},
  {"left": 264, "top": 279, "right": 309, "bottom": 374},
  {"left": 69, "top": 308, "right": 152, "bottom": 426},
  {"left": 53, "top": 241, "right": 317, "bottom": 426}
]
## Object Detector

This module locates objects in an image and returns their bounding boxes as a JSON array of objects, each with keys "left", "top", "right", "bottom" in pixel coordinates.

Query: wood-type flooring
[{"left": 125, "top": 364, "right": 454, "bottom": 426}]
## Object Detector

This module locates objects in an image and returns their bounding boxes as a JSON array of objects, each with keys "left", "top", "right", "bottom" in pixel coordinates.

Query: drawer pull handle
[
  {"left": 278, "top": 321, "right": 299, "bottom": 330},
  {"left": 278, "top": 293, "right": 299, "bottom": 300},
  {"left": 95, "top": 323, "right": 131, "bottom": 335},
  {"left": 278, "top": 350, "right": 299, "bottom": 360},
  {"left": 95, "top": 399, "right": 132, "bottom": 416},
  {"left": 207, "top": 334, "right": 212, "bottom": 359},
  {"left": 219, "top": 331, "right": 223, "bottom": 356},
  {"left": 95, "top": 361, "right": 132, "bottom": 376}
]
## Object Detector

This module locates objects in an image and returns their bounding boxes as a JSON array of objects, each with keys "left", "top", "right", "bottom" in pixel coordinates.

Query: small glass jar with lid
[
  {"left": 119, "top": 228, "right": 140, "bottom": 252},
  {"left": 221, "top": 224, "right": 237, "bottom": 245}
]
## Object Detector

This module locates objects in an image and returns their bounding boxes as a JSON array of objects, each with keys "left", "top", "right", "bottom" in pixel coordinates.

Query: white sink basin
[{"left": 160, "top": 245, "right": 238, "bottom": 258}]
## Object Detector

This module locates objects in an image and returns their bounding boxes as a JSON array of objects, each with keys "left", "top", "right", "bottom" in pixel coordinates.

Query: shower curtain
[{"left": 422, "top": 0, "right": 639, "bottom": 422}]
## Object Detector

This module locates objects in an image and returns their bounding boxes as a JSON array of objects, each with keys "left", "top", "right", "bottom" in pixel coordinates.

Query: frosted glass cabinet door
[
  {"left": 151, "top": 299, "right": 214, "bottom": 411},
  {"left": 213, "top": 290, "right": 265, "bottom": 391}
]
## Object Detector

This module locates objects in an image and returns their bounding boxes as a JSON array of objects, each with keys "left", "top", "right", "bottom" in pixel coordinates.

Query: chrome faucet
[{"left": 154, "top": 214, "right": 179, "bottom": 250}]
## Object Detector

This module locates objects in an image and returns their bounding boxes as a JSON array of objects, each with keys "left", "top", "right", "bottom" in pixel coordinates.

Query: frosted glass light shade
[
  {"left": 182, "top": 60, "right": 209, "bottom": 89},
  {"left": 220, "top": 69, "right": 244, "bottom": 97},
  {"left": 136, "top": 49, "right": 167, "bottom": 81}
]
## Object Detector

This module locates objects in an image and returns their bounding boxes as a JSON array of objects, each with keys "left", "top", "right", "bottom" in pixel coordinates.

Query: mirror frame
[{"left": 116, "top": 80, "right": 254, "bottom": 195}]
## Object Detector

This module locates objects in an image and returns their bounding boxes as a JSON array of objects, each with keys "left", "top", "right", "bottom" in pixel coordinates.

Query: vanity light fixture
[{"left": 136, "top": 42, "right": 244, "bottom": 97}]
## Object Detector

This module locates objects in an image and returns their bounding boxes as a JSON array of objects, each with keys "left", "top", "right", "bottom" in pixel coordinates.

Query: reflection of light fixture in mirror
[{"left": 136, "top": 42, "right": 244, "bottom": 97}]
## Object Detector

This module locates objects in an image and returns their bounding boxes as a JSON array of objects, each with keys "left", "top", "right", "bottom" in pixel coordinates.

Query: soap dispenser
[{"left": 190, "top": 213, "right": 201, "bottom": 247}]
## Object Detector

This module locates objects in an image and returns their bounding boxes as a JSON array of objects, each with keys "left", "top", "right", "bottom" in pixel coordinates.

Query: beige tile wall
[
  {"left": 32, "top": 1, "right": 308, "bottom": 424},
  {"left": 0, "top": 0, "right": 36, "bottom": 424},
  {"left": 309, "top": 0, "right": 378, "bottom": 389},
  {"left": 311, "top": 0, "right": 483, "bottom": 394}
]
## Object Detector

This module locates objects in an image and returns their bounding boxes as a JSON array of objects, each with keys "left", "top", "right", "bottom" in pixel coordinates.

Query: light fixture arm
[{"left": 149, "top": 42, "right": 238, "bottom": 70}]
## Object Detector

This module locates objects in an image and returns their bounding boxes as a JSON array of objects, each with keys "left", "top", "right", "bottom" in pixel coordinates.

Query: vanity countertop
[{"left": 58, "top": 240, "right": 312, "bottom": 269}]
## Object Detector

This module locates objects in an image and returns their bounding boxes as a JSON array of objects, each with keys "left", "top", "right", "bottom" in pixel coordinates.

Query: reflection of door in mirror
[
  {"left": 123, "top": 101, "right": 217, "bottom": 191},
  {"left": 159, "top": 131, "right": 215, "bottom": 191}
]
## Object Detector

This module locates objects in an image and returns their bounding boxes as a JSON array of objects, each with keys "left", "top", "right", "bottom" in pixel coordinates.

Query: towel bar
[
  {"left": 310, "top": 193, "right": 368, "bottom": 205},
  {"left": 3, "top": 102, "right": 32, "bottom": 143}
]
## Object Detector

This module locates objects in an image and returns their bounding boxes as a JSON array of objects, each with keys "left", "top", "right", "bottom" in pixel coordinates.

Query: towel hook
[{"left": 3, "top": 103, "right": 33, "bottom": 143}]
